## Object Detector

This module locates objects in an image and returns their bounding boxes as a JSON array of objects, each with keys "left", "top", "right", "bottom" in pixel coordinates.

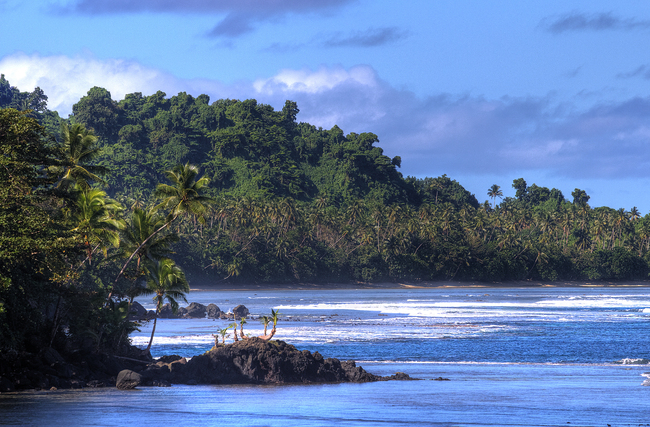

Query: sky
[{"left": 2, "top": 0, "right": 650, "bottom": 211}]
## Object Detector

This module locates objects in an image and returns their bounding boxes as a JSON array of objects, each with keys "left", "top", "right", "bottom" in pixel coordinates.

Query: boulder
[
  {"left": 184, "top": 302, "right": 207, "bottom": 318},
  {"left": 232, "top": 305, "right": 249, "bottom": 319},
  {"left": 159, "top": 303, "right": 185, "bottom": 319},
  {"left": 116, "top": 369, "right": 142, "bottom": 390},
  {"left": 207, "top": 303, "right": 221, "bottom": 319},
  {"left": 129, "top": 301, "right": 148, "bottom": 320}
]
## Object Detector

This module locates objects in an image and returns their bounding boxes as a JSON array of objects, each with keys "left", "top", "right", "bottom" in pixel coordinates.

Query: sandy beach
[{"left": 188, "top": 279, "right": 650, "bottom": 292}]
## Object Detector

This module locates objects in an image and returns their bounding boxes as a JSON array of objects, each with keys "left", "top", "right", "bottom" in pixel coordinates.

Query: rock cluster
[{"left": 129, "top": 302, "right": 247, "bottom": 320}]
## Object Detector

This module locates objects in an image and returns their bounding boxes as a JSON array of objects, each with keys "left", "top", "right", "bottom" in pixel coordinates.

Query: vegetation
[{"left": 2, "top": 76, "right": 650, "bottom": 357}]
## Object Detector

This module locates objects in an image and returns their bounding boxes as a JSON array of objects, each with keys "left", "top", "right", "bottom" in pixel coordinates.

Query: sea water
[{"left": 2, "top": 286, "right": 650, "bottom": 426}]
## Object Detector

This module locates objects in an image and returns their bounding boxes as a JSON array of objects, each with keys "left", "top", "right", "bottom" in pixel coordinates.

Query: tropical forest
[{"left": 2, "top": 75, "right": 650, "bottom": 354}]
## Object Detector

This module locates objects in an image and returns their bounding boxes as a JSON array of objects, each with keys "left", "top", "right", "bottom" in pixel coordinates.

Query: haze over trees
[{"left": 2, "top": 78, "right": 650, "bottom": 355}]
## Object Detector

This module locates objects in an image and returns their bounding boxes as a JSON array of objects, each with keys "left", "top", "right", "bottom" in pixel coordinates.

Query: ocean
[{"left": 2, "top": 285, "right": 649, "bottom": 426}]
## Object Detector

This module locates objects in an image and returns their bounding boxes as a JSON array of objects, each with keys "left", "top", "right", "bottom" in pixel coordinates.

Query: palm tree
[
  {"left": 55, "top": 123, "right": 108, "bottom": 190},
  {"left": 141, "top": 258, "right": 189, "bottom": 354},
  {"left": 239, "top": 317, "right": 248, "bottom": 340},
  {"left": 259, "top": 309, "right": 281, "bottom": 340},
  {"left": 69, "top": 185, "right": 125, "bottom": 265},
  {"left": 228, "top": 322, "right": 239, "bottom": 342},
  {"left": 120, "top": 207, "right": 177, "bottom": 301},
  {"left": 260, "top": 315, "right": 271, "bottom": 335},
  {"left": 112, "top": 163, "right": 213, "bottom": 291},
  {"left": 213, "top": 327, "right": 230, "bottom": 345},
  {"left": 487, "top": 184, "right": 503, "bottom": 209}
]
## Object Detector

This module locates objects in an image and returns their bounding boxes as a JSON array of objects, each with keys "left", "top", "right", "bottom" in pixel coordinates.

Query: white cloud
[
  {"left": 3, "top": 52, "right": 650, "bottom": 187},
  {"left": 0, "top": 52, "right": 180, "bottom": 116},
  {"left": 253, "top": 65, "right": 377, "bottom": 94}
]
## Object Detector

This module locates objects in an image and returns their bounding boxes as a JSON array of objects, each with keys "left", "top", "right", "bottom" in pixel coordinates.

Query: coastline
[{"left": 189, "top": 279, "right": 650, "bottom": 292}]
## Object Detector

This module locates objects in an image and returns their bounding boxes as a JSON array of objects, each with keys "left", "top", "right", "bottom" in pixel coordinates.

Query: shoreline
[{"left": 189, "top": 279, "right": 650, "bottom": 292}]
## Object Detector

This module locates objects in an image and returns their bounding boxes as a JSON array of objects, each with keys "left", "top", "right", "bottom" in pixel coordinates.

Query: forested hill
[{"left": 72, "top": 87, "right": 424, "bottom": 207}]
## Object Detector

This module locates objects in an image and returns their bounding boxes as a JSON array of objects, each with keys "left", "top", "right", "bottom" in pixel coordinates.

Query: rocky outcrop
[
  {"left": 232, "top": 305, "right": 249, "bottom": 319},
  {"left": 116, "top": 370, "right": 142, "bottom": 390},
  {"left": 184, "top": 302, "right": 207, "bottom": 318},
  {"left": 206, "top": 304, "right": 221, "bottom": 319},
  {"left": 128, "top": 301, "right": 148, "bottom": 321},
  {"left": 139, "top": 338, "right": 415, "bottom": 385}
]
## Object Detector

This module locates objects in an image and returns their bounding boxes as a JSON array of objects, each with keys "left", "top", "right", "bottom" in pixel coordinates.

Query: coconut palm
[
  {"left": 259, "top": 309, "right": 281, "bottom": 340},
  {"left": 69, "top": 185, "right": 124, "bottom": 265},
  {"left": 55, "top": 123, "right": 109, "bottom": 190},
  {"left": 140, "top": 258, "right": 189, "bottom": 354},
  {"left": 113, "top": 163, "right": 213, "bottom": 289},
  {"left": 120, "top": 207, "right": 178, "bottom": 300},
  {"left": 487, "top": 184, "right": 503, "bottom": 209},
  {"left": 213, "top": 327, "right": 230, "bottom": 345},
  {"left": 239, "top": 317, "right": 248, "bottom": 340},
  {"left": 228, "top": 322, "right": 239, "bottom": 342},
  {"left": 260, "top": 315, "right": 271, "bottom": 335}
]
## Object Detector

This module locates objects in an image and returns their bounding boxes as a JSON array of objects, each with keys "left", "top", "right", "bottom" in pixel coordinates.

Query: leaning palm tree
[
  {"left": 120, "top": 207, "right": 178, "bottom": 302},
  {"left": 140, "top": 258, "right": 189, "bottom": 354},
  {"left": 55, "top": 123, "right": 109, "bottom": 190},
  {"left": 111, "top": 163, "right": 213, "bottom": 296}
]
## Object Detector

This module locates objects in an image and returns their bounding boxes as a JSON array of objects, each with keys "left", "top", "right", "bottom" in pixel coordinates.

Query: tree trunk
[{"left": 145, "top": 313, "right": 158, "bottom": 353}]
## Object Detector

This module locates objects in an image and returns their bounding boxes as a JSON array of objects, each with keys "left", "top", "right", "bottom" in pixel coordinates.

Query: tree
[
  {"left": 487, "top": 184, "right": 503, "bottom": 209},
  {"left": 512, "top": 178, "right": 527, "bottom": 201},
  {"left": 260, "top": 315, "right": 271, "bottom": 335},
  {"left": 68, "top": 185, "right": 125, "bottom": 266},
  {"left": 111, "top": 163, "right": 212, "bottom": 295},
  {"left": 259, "top": 309, "right": 280, "bottom": 340},
  {"left": 55, "top": 123, "right": 109, "bottom": 190},
  {"left": 141, "top": 258, "right": 189, "bottom": 353},
  {"left": 120, "top": 207, "right": 177, "bottom": 301},
  {"left": 0, "top": 109, "right": 76, "bottom": 350},
  {"left": 571, "top": 188, "right": 590, "bottom": 207}
]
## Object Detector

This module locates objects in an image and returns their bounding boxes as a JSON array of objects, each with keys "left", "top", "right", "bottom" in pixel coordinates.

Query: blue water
[{"left": 2, "top": 286, "right": 650, "bottom": 426}]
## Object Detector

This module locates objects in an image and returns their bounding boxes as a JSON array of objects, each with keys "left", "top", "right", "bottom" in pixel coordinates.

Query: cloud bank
[
  {"left": 53, "top": 0, "right": 354, "bottom": 38},
  {"left": 3, "top": 53, "right": 650, "bottom": 184}
]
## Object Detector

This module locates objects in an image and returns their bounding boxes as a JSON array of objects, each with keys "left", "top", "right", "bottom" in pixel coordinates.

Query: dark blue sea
[{"left": 2, "top": 286, "right": 650, "bottom": 426}]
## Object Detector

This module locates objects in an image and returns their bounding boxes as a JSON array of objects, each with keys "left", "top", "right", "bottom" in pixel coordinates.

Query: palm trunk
[
  {"left": 145, "top": 313, "right": 158, "bottom": 353},
  {"left": 107, "top": 218, "right": 175, "bottom": 302},
  {"left": 258, "top": 327, "right": 276, "bottom": 341}
]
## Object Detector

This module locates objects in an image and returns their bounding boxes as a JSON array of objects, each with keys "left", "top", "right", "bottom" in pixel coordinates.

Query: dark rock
[
  {"left": 207, "top": 303, "right": 221, "bottom": 319},
  {"left": 41, "top": 347, "right": 65, "bottom": 366},
  {"left": 0, "top": 376, "right": 14, "bottom": 392},
  {"left": 129, "top": 301, "right": 148, "bottom": 320},
  {"left": 177, "top": 307, "right": 187, "bottom": 317},
  {"left": 158, "top": 303, "right": 175, "bottom": 318},
  {"left": 184, "top": 302, "right": 207, "bottom": 318},
  {"left": 158, "top": 355, "right": 184, "bottom": 364},
  {"left": 116, "top": 369, "right": 142, "bottom": 390},
  {"left": 232, "top": 305, "right": 249, "bottom": 319},
  {"left": 432, "top": 376, "right": 450, "bottom": 381}
]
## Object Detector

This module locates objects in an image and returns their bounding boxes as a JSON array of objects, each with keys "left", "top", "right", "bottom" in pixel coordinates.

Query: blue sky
[{"left": 2, "top": 0, "right": 650, "bottom": 211}]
